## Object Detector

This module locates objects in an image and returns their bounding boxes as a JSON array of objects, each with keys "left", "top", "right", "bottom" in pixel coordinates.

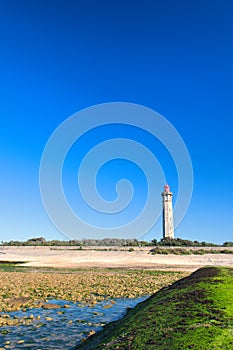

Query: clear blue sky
[{"left": 0, "top": 0, "right": 232, "bottom": 243}]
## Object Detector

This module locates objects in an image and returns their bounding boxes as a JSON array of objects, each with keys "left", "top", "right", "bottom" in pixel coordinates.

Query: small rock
[
  {"left": 42, "top": 303, "right": 61, "bottom": 309},
  {"left": 88, "top": 330, "right": 96, "bottom": 337},
  {"left": 45, "top": 317, "right": 53, "bottom": 321}
]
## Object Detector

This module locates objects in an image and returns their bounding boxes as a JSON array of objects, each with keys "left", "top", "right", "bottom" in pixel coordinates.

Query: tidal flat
[
  {"left": 0, "top": 267, "right": 187, "bottom": 312},
  {"left": 0, "top": 265, "right": 187, "bottom": 348}
]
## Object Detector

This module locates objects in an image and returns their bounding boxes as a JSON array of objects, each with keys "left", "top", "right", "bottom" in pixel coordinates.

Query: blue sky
[{"left": 0, "top": 0, "right": 232, "bottom": 243}]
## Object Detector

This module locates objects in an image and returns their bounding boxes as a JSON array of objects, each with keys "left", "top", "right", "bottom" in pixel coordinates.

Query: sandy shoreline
[{"left": 0, "top": 246, "right": 233, "bottom": 272}]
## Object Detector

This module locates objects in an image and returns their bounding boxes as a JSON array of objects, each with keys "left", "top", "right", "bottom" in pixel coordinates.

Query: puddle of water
[{"left": 0, "top": 296, "right": 148, "bottom": 349}]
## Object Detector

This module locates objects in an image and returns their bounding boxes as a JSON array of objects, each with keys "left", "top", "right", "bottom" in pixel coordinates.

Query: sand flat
[{"left": 0, "top": 246, "right": 233, "bottom": 272}]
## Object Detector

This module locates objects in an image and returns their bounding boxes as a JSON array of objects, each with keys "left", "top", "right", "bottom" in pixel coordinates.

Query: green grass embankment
[{"left": 76, "top": 267, "right": 233, "bottom": 349}]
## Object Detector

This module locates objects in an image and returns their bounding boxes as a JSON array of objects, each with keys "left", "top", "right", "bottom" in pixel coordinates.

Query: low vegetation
[
  {"left": 150, "top": 247, "right": 233, "bottom": 255},
  {"left": 0, "top": 237, "right": 140, "bottom": 247},
  {"left": 1, "top": 237, "right": 233, "bottom": 247},
  {"left": 76, "top": 266, "right": 233, "bottom": 349}
]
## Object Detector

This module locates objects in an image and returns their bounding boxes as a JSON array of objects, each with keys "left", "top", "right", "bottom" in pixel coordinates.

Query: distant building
[{"left": 161, "top": 184, "right": 174, "bottom": 239}]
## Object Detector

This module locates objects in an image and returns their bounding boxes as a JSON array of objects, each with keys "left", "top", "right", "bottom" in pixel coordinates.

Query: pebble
[
  {"left": 88, "top": 330, "right": 96, "bottom": 336},
  {"left": 42, "top": 303, "right": 61, "bottom": 309},
  {"left": 45, "top": 317, "right": 53, "bottom": 321}
]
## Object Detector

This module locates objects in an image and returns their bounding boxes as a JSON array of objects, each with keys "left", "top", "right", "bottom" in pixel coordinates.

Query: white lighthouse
[{"left": 161, "top": 184, "right": 174, "bottom": 239}]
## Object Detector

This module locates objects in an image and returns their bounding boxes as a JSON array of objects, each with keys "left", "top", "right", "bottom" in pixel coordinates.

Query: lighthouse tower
[{"left": 161, "top": 184, "right": 174, "bottom": 239}]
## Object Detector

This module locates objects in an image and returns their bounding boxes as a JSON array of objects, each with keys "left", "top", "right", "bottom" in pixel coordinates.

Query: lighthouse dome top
[{"left": 164, "top": 184, "right": 170, "bottom": 192}]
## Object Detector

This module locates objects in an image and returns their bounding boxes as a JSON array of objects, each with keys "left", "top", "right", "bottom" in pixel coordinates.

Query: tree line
[{"left": 1, "top": 237, "right": 233, "bottom": 247}]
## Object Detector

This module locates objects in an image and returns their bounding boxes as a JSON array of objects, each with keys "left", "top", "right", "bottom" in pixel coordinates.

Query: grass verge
[{"left": 76, "top": 266, "right": 233, "bottom": 349}]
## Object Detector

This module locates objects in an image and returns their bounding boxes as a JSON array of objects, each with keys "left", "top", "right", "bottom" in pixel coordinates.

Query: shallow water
[{"left": 0, "top": 296, "right": 148, "bottom": 349}]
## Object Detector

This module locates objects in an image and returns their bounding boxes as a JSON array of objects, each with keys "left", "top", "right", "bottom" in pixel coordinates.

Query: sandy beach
[{"left": 1, "top": 246, "right": 233, "bottom": 272}]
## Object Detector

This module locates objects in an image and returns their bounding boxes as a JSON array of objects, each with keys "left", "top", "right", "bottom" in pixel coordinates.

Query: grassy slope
[{"left": 76, "top": 267, "right": 233, "bottom": 350}]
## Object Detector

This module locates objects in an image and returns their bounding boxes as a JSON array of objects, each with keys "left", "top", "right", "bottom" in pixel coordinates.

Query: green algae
[
  {"left": 0, "top": 268, "right": 186, "bottom": 313},
  {"left": 76, "top": 267, "right": 233, "bottom": 349}
]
